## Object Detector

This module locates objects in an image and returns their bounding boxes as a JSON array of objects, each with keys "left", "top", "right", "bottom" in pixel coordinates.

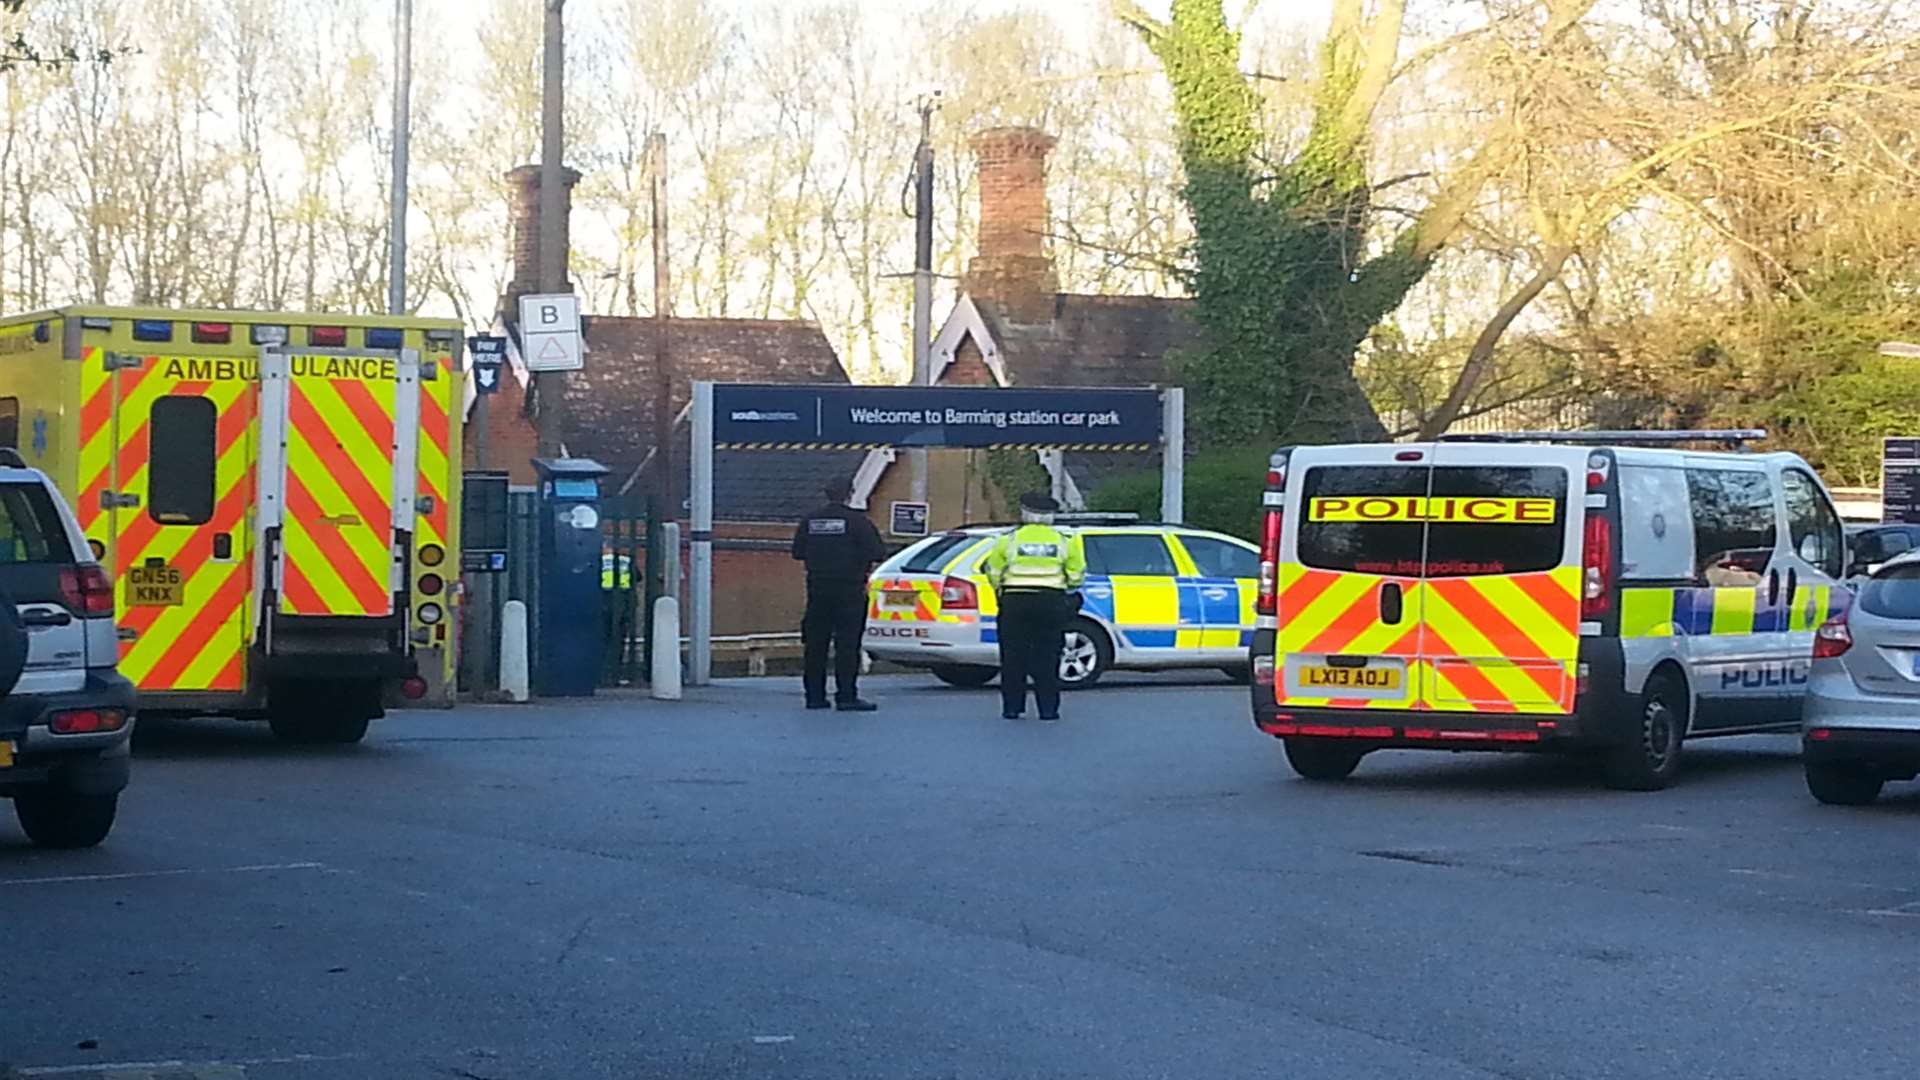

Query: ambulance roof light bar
[{"left": 1440, "top": 429, "right": 1767, "bottom": 448}]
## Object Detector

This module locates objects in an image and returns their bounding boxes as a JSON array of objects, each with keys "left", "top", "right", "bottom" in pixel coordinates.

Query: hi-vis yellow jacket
[{"left": 986, "top": 524, "right": 1087, "bottom": 592}]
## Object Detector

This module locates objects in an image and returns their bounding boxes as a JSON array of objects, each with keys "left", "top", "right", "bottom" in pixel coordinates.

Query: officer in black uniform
[{"left": 792, "top": 476, "right": 887, "bottom": 711}]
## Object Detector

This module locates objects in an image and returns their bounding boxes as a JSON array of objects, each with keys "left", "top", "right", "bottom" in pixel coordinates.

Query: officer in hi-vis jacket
[{"left": 985, "top": 493, "right": 1087, "bottom": 722}]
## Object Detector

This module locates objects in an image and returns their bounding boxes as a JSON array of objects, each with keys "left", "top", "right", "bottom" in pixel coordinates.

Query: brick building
[{"left": 855, "top": 126, "right": 1200, "bottom": 517}]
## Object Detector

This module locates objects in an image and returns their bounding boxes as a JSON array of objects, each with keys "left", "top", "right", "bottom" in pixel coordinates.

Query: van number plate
[
  {"left": 127, "top": 564, "right": 184, "bottom": 606},
  {"left": 1299, "top": 665, "right": 1402, "bottom": 690},
  {"left": 0, "top": 740, "right": 12, "bottom": 768}
]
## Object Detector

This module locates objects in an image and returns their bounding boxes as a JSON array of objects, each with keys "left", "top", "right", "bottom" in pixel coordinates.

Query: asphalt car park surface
[{"left": 2, "top": 674, "right": 1918, "bottom": 1080}]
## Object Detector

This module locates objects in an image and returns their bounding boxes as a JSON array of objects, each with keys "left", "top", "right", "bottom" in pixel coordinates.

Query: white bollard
[
  {"left": 650, "top": 596, "right": 683, "bottom": 700},
  {"left": 500, "top": 600, "right": 530, "bottom": 703}
]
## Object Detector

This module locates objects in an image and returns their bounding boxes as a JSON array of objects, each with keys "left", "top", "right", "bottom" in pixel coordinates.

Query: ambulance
[
  {"left": 1249, "top": 431, "right": 1850, "bottom": 790},
  {"left": 0, "top": 306, "right": 464, "bottom": 743}
]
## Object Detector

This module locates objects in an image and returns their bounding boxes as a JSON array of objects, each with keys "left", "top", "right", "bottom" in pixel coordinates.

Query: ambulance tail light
[
  {"left": 1812, "top": 615, "right": 1852, "bottom": 659},
  {"left": 940, "top": 576, "right": 978, "bottom": 611},
  {"left": 1581, "top": 511, "right": 1614, "bottom": 619},
  {"left": 60, "top": 565, "right": 115, "bottom": 617}
]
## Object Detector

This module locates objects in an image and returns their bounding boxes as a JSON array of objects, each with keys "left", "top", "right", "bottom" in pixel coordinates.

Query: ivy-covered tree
[{"left": 1115, "top": 0, "right": 1593, "bottom": 446}]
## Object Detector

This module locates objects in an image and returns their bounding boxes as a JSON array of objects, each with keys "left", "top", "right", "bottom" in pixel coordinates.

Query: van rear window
[{"left": 1297, "top": 464, "right": 1567, "bottom": 577}]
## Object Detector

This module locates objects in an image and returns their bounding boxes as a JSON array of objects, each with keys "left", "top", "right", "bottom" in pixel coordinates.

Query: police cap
[{"left": 1019, "top": 492, "right": 1061, "bottom": 514}]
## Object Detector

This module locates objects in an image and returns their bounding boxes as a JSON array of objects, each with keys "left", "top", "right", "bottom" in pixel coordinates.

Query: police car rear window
[
  {"left": 1297, "top": 465, "right": 1566, "bottom": 577},
  {"left": 899, "top": 534, "right": 975, "bottom": 574}
]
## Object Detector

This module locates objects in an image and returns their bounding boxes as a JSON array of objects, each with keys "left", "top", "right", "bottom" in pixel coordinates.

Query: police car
[
  {"left": 1249, "top": 431, "right": 1850, "bottom": 790},
  {"left": 865, "top": 515, "right": 1258, "bottom": 689}
]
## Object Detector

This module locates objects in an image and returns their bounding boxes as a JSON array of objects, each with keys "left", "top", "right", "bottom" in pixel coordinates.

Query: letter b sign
[{"left": 519, "top": 293, "right": 583, "bottom": 372}]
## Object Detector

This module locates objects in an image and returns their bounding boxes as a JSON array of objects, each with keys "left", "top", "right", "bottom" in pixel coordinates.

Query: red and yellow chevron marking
[
  {"left": 113, "top": 369, "right": 257, "bottom": 693},
  {"left": 415, "top": 358, "right": 452, "bottom": 552},
  {"left": 868, "top": 577, "right": 940, "bottom": 622},
  {"left": 1419, "top": 570, "right": 1579, "bottom": 714},
  {"left": 281, "top": 373, "right": 397, "bottom": 617},
  {"left": 1274, "top": 564, "right": 1580, "bottom": 715}
]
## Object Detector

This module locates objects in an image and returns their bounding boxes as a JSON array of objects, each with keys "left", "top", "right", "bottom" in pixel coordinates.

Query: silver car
[{"left": 1802, "top": 551, "right": 1920, "bottom": 805}]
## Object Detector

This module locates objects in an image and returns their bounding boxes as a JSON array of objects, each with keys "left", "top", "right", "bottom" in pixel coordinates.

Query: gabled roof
[{"left": 956, "top": 293, "right": 1197, "bottom": 388}]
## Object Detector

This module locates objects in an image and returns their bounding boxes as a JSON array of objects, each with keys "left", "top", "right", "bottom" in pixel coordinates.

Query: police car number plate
[
  {"left": 127, "top": 563, "right": 184, "bottom": 606},
  {"left": 1298, "top": 664, "right": 1402, "bottom": 690},
  {"left": 883, "top": 590, "right": 920, "bottom": 610}
]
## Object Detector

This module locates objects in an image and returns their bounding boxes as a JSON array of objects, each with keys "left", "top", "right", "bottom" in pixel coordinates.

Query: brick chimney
[
  {"left": 501, "top": 163, "right": 583, "bottom": 319},
  {"left": 964, "top": 126, "right": 1059, "bottom": 326}
]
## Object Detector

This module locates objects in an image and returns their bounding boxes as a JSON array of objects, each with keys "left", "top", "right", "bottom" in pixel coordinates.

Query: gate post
[
  {"left": 1160, "top": 387, "right": 1184, "bottom": 524},
  {"left": 689, "top": 381, "right": 714, "bottom": 685}
]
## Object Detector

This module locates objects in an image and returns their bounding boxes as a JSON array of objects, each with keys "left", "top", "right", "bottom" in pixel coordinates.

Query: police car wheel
[
  {"left": 1283, "top": 738, "right": 1366, "bottom": 781},
  {"left": 1220, "top": 665, "right": 1253, "bottom": 685},
  {"left": 1602, "top": 673, "right": 1687, "bottom": 791},
  {"left": 931, "top": 664, "right": 998, "bottom": 688},
  {"left": 1058, "top": 619, "right": 1111, "bottom": 690}
]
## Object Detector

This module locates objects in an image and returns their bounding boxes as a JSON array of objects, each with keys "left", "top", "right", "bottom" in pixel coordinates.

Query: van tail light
[
  {"left": 1812, "top": 615, "right": 1852, "bottom": 658},
  {"left": 1257, "top": 509, "right": 1283, "bottom": 616},
  {"left": 60, "top": 565, "right": 115, "bottom": 617},
  {"left": 940, "top": 576, "right": 978, "bottom": 611},
  {"left": 1581, "top": 512, "right": 1614, "bottom": 619}
]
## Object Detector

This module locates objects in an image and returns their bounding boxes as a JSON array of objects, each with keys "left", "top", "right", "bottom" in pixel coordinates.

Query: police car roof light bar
[{"left": 1439, "top": 429, "right": 1767, "bottom": 448}]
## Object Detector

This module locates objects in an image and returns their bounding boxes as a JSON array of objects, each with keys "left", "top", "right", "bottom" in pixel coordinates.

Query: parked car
[
  {"left": 0, "top": 449, "right": 135, "bottom": 848},
  {"left": 1843, "top": 523, "right": 1920, "bottom": 583},
  {"left": 1801, "top": 551, "right": 1920, "bottom": 806},
  {"left": 864, "top": 515, "right": 1258, "bottom": 690}
]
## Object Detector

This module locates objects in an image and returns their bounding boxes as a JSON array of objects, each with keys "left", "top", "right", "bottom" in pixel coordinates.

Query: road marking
[
  {"left": 17, "top": 1053, "right": 358, "bottom": 1075},
  {"left": 1862, "top": 899, "right": 1920, "bottom": 918},
  {"left": 751, "top": 1035, "right": 796, "bottom": 1045},
  {"left": 0, "top": 862, "right": 326, "bottom": 888}
]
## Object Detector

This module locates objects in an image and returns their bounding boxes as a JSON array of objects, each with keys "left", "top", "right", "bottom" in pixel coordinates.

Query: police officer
[
  {"left": 985, "top": 492, "right": 1086, "bottom": 722},
  {"left": 792, "top": 476, "right": 886, "bottom": 711}
]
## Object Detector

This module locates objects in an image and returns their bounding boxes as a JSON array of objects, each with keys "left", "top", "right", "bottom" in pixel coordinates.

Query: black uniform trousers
[
  {"left": 802, "top": 579, "right": 867, "bottom": 705},
  {"left": 997, "top": 588, "right": 1068, "bottom": 717}
]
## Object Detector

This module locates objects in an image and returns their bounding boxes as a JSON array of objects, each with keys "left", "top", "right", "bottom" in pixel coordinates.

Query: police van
[
  {"left": 866, "top": 516, "right": 1258, "bottom": 690},
  {"left": 1248, "top": 431, "right": 1849, "bottom": 790}
]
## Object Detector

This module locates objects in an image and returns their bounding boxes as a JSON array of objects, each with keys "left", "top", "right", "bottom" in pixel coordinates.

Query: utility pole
[
  {"left": 650, "top": 132, "right": 673, "bottom": 502},
  {"left": 535, "top": 0, "right": 568, "bottom": 457},
  {"left": 386, "top": 0, "right": 412, "bottom": 315},
  {"left": 909, "top": 91, "right": 939, "bottom": 503},
  {"left": 642, "top": 132, "right": 673, "bottom": 681}
]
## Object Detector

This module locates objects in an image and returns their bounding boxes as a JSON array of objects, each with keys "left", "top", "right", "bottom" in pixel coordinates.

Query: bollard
[
  {"left": 650, "top": 596, "right": 682, "bottom": 700},
  {"left": 500, "top": 600, "right": 530, "bottom": 703}
]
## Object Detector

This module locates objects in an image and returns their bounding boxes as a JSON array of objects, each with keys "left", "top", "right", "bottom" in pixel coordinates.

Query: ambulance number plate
[
  {"left": 883, "top": 590, "right": 920, "bottom": 611},
  {"left": 1298, "top": 663, "right": 1402, "bottom": 691},
  {"left": 127, "top": 563, "right": 184, "bottom": 607}
]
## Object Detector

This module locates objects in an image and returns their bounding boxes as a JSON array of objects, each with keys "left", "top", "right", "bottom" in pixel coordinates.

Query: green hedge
[{"left": 1086, "top": 445, "right": 1275, "bottom": 541}]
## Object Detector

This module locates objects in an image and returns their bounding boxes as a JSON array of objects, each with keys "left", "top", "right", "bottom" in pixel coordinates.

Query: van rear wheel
[
  {"left": 1283, "top": 738, "right": 1366, "bottom": 781},
  {"left": 1602, "top": 673, "right": 1686, "bottom": 791},
  {"left": 269, "top": 679, "right": 377, "bottom": 745}
]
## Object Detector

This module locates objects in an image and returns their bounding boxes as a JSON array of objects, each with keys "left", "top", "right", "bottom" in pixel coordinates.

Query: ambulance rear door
[
  {"left": 1277, "top": 445, "right": 1432, "bottom": 712},
  {"left": 1419, "top": 443, "right": 1583, "bottom": 716},
  {"left": 256, "top": 347, "right": 418, "bottom": 629},
  {"left": 92, "top": 351, "right": 257, "bottom": 694}
]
